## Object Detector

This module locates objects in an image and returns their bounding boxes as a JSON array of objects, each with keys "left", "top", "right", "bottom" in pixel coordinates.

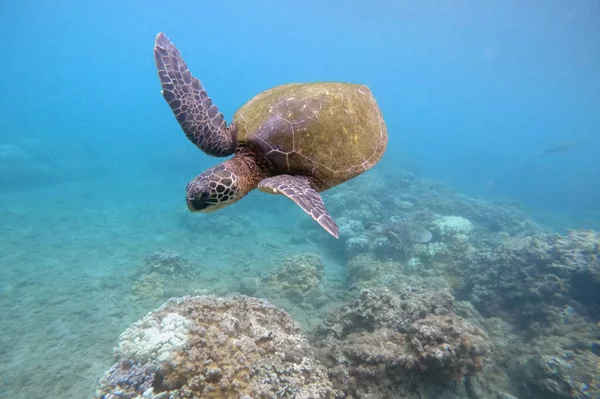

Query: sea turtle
[{"left": 154, "top": 32, "right": 388, "bottom": 238}]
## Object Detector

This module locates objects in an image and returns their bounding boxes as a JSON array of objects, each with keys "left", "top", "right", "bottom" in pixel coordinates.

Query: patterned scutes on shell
[{"left": 233, "top": 82, "right": 388, "bottom": 188}]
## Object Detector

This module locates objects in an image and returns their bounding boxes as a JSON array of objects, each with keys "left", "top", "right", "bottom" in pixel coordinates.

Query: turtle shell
[{"left": 233, "top": 82, "right": 388, "bottom": 190}]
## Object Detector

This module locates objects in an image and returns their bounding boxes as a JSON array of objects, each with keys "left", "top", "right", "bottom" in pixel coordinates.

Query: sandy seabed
[{"left": 0, "top": 180, "right": 330, "bottom": 399}]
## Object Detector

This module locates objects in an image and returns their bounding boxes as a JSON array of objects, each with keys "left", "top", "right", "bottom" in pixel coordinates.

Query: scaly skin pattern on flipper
[
  {"left": 259, "top": 174, "right": 339, "bottom": 238},
  {"left": 234, "top": 82, "right": 388, "bottom": 191},
  {"left": 154, "top": 33, "right": 237, "bottom": 157}
]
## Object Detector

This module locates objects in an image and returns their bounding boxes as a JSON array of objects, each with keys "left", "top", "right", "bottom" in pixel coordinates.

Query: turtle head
[{"left": 186, "top": 164, "right": 242, "bottom": 213}]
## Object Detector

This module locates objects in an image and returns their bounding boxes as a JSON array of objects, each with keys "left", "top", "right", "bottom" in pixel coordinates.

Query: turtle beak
[
  {"left": 185, "top": 180, "right": 214, "bottom": 212},
  {"left": 187, "top": 198, "right": 211, "bottom": 212}
]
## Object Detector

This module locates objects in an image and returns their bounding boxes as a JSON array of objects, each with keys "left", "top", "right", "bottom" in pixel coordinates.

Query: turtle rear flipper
[
  {"left": 259, "top": 175, "right": 339, "bottom": 238},
  {"left": 154, "top": 32, "right": 236, "bottom": 157}
]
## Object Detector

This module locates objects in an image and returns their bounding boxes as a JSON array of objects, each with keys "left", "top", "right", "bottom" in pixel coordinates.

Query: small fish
[{"left": 539, "top": 140, "right": 583, "bottom": 155}]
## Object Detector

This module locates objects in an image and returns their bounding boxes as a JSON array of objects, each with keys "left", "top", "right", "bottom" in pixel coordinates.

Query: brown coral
[
  {"left": 312, "top": 288, "right": 489, "bottom": 397},
  {"left": 459, "top": 229, "right": 600, "bottom": 324},
  {"left": 407, "top": 314, "right": 488, "bottom": 379},
  {"left": 262, "top": 253, "right": 325, "bottom": 302},
  {"left": 94, "top": 295, "right": 335, "bottom": 399}
]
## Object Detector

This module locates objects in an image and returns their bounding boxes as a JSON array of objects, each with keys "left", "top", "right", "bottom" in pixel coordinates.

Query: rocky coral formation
[
  {"left": 303, "top": 170, "right": 546, "bottom": 284},
  {"left": 326, "top": 185, "right": 385, "bottom": 223},
  {"left": 346, "top": 254, "right": 402, "bottom": 289},
  {"left": 442, "top": 229, "right": 600, "bottom": 399},
  {"left": 262, "top": 253, "right": 325, "bottom": 304},
  {"left": 319, "top": 169, "right": 544, "bottom": 241},
  {"left": 345, "top": 253, "right": 442, "bottom": 290},
  {"left": 131, "top": 251, "right": 200, "bottom": 301},
  {"left": 94, "top": 167, "right": 599, "bottom": 399},
  {"left": 519, "top": 351, "right": 598, "bottom": 399},
  {"left": 93, "top": 295, "right": 335, "bottom": 399},
  {"left": 362, "top": 217, "right": 433, "bottom": 259},
  {"left": 312, "top": 288, "right": 489, "bottom": 398},
  {"left": 457, "top": 229, "right": 600, "bottom": 324},
  {"left": 132, "top": 273, "right": 165, "bottom": 300},
  {"left": 335, "top": 215, "right": 434, "bottom": 263},
  {"left": 429, "top": 214, "right": 474, "bottom": 252},
  {"left": 430, "top": 215, "right": 474, "bottom": 239},
  {"left": 390, "top": 177, "right": 544, "bottom": 236},
  {"left": 514, "top": 304, "right": 599, "bottom": 399},
  {"left": 454, "top": 297, "right": 600, "bottom": 399},
  {"left": 337, "top": 217, "right": 366, "bottom": 241},
  {"left": 345, "top": 240, "right": 464, "bottom": 295}
]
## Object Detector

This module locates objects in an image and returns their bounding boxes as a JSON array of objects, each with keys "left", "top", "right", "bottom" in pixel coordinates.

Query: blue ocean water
[{"left": 1, "top": 1, "right": 599, "bottom": 398}]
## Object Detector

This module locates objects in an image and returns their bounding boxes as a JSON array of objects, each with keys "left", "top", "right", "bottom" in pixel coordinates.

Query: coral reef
[
  {"left": 346, "top": 253, "right": 404, "bottom": 290},
  {"left": 262, "top": 253, "right": 325, "bottom": 303},
  {"left": 326, "top": 187, "right": 385, "bottom": 223},
  {"left": 364, "top": 217, "right": 432, "bottom": 259},
  {"left": 367, "top": 217, "right": 432, "bottom": 245},
  {"left": 132, "top": 273, "right": 165, "bottom": 300},
  {"left": 97, "top": 360, "right": 157, "bottom": 397},
  {"left": 519, "top": 351, "right": 598, "bottom": 399},
  {"left": 131, "top": 251, "right": 199, "bottom": 302},
  {"left": 344, "top": 236, "right": 370, "bottom": 259},
  {"left": 445, "top": 230, "right": 600, "bottom": 399},
  {"left": 393, "top": 177, "right": 545, "bottom": 236},
  {"left": 514, "top": 304, "right": 600, "bottom": 399},
  {"left": 411, "top": 241, "right": 452, "bottom": 263},
  {"left": 336, "top": 215, "right": 434, "bottom": 262},
  {"left": 337, "top": 217, "right": 365, "bottom": 241},
  {"left": 430, "top": 215, "right": 474, "bottom": 239},
  {"left": 457, "top": 229, "right": 600, "bottom": 324},
  {"left": 454, "top": 297, "right": 600, "bottom": 399},
  {"left": 316, "top": 170, "right": 546, "bottom": 250},
  {"left": 91, "top": 169, "right": 599, "bottom": 399},
  {"left": 93, "top": 295, "right": 336, "bottom": 399},
  {"left": 312, "top": 288, "right": 489, "bottom": 398}
]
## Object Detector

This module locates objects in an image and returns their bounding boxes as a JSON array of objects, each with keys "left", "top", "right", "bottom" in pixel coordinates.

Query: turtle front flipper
[
  {"left": 154, "top": 32, "right": 236, "bottom": 157},
  {"left": 258, "top": 175, "right": 339, "bottom": 238}
]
